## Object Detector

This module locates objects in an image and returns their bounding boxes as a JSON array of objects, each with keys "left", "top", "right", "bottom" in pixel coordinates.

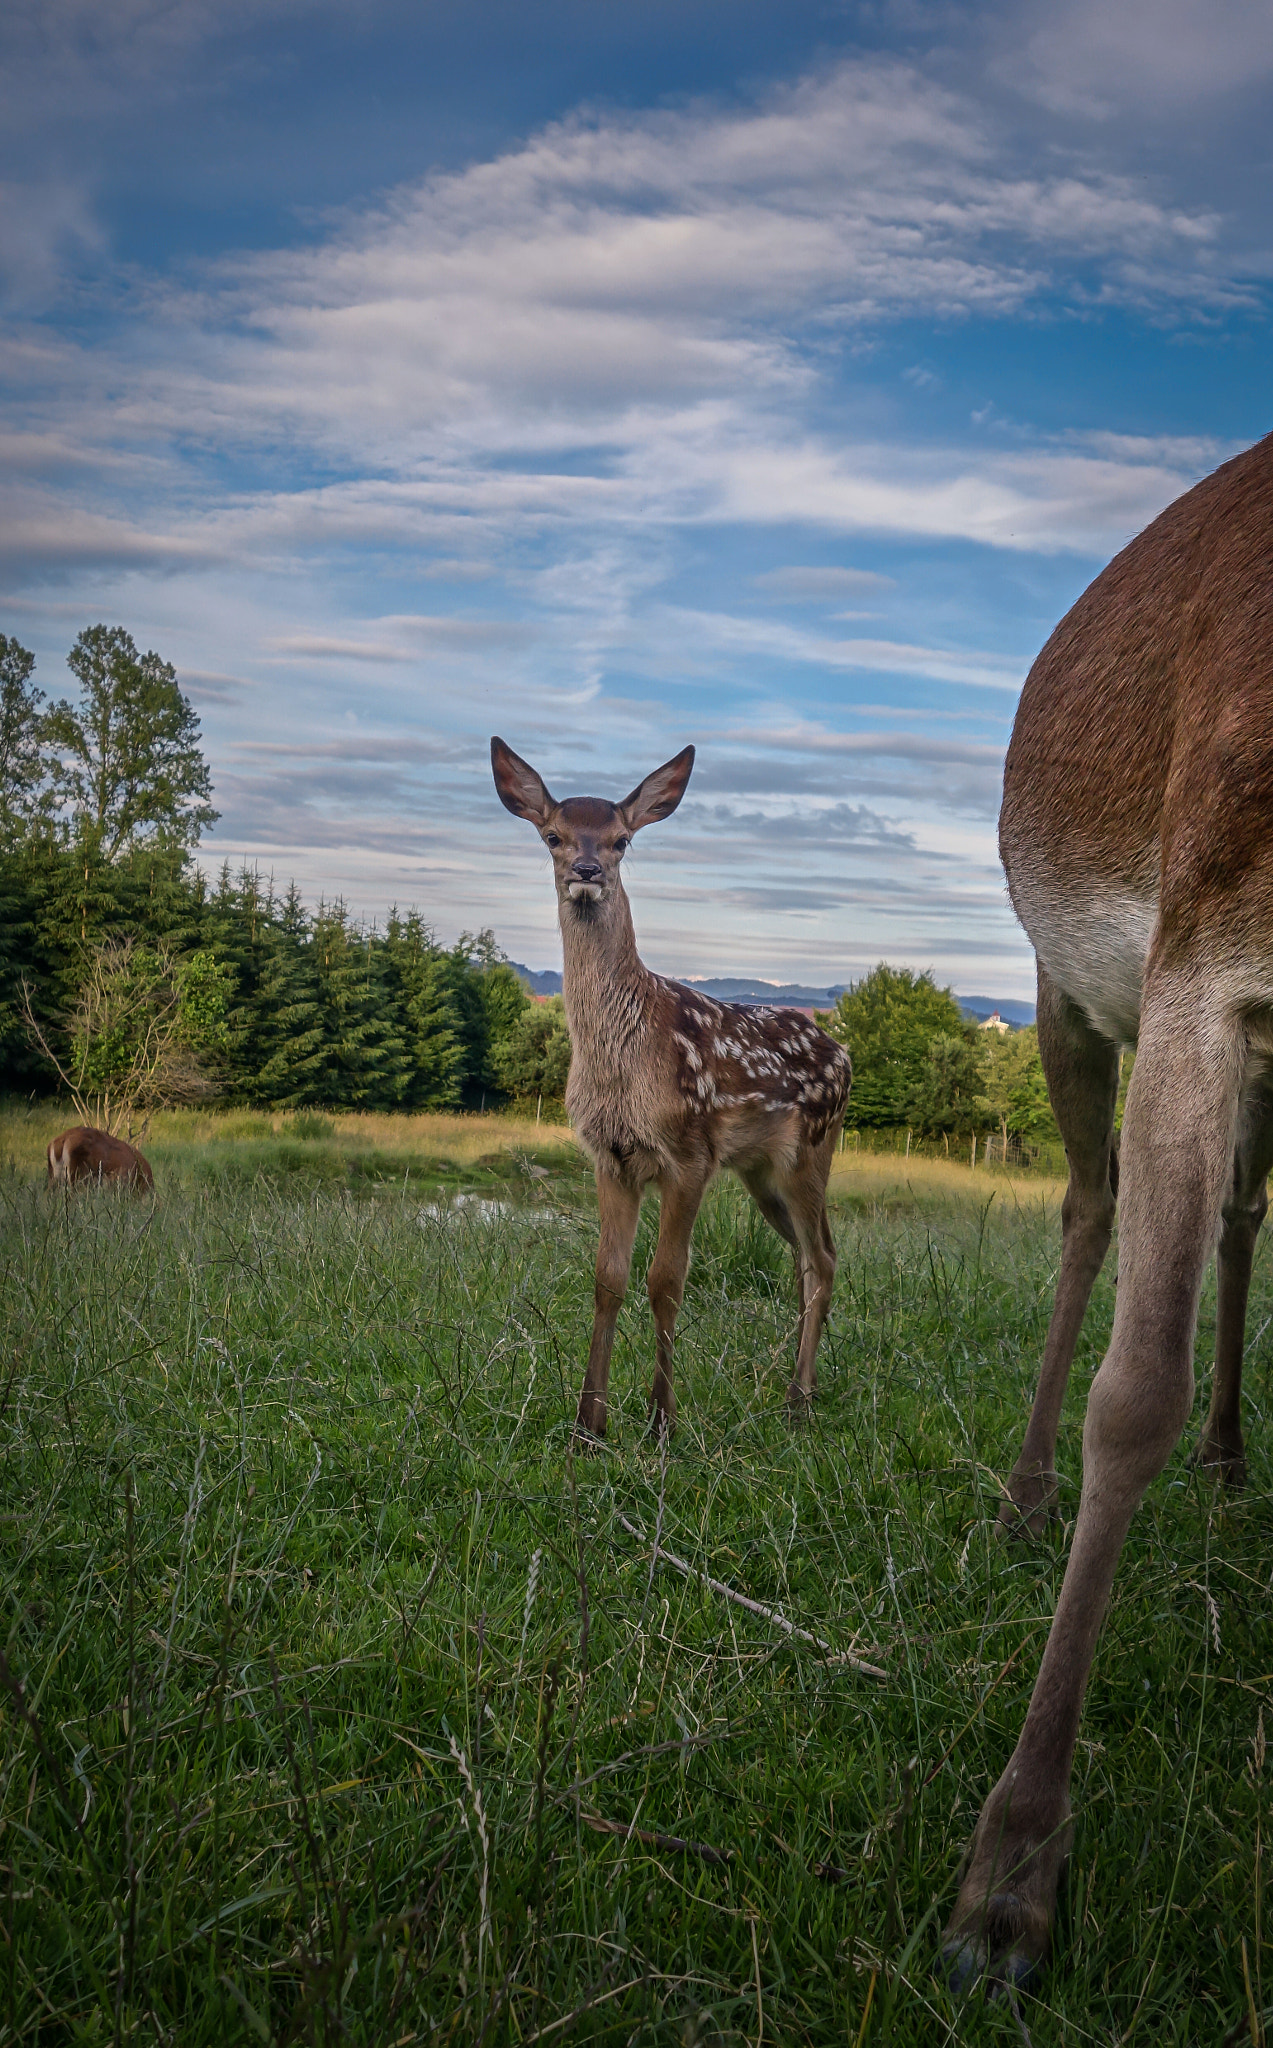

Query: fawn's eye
[
  {"left": 545, "top": 832, "right": 561, "bottom": 848},
  {"left": 614, "top": 836, "right": 630, "bottom": 854}
]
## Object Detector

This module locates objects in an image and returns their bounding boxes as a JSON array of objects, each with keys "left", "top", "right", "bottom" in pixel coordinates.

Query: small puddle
[{"left": 419, "top": 1193, "right": 516, "bottom": 1225}]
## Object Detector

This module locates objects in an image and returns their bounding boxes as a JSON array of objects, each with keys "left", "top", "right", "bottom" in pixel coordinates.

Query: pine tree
[
  {"left": 441, "top": 930, "right": 531, "bottom": 1105},
  {"left": 383, "top": 910, "right": 463, "bottom": 1109},
  {"left": 308, "top": 899, "right": 409, "bottom": 1109},
  {"left": 202, "top": 865, "right": 271, "bottom": 1097},
  {"left": 357, "top": 924, "right": 413, "bottom": 1109},
  {"left": 251, "top": 883, "right": 327, "bottom": 1108}
]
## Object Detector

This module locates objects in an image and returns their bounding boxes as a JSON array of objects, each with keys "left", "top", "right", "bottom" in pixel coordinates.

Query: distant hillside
[
  {"left": 508, "top": 962, "right": 563, "bottom": 996},
  {"left": 509, "top": 962, "right": 1035, "bottom": 1026},
  {"left": 680, "top": 976, "right": 852, "bottom": 1007},
  {"left": 957, "top": 996, "right": 1037, "bottom": 1028}
]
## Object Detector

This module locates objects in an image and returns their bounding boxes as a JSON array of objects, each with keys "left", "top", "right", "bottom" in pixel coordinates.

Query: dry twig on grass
[
  {"left": 615, "top": 1514, "right": 886, "bottom": 1678},
  {"left": 578, "top": 1811, "right": 734, "bottom": 1866}
]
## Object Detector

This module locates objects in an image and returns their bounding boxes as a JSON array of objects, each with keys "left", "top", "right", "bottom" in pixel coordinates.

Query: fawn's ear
[
  {"left": 620, "top": 745, "right": 695, "bottom": 832},
  {"left": 491, "top": 737, "right": 556, "bottom": 826}
]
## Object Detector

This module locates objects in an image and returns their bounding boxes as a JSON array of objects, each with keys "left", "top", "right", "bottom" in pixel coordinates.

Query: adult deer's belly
[{"left": 1010, "top": 863, "right": 1158, "bottom": 1048}]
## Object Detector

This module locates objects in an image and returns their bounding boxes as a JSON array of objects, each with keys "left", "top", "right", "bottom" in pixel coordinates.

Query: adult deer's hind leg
[
  {"left": 646, "top": 1163, "right": 711, "bottom": 1435},
  {"left": 576, "top": 1169, "right": 642, "bottom": 1441},
  {"left": 1001, "top": 964, "right": 1121, "bottom": 1535},
  {"left": 945, "top": 978, "right": 1244, "bottom": 1990},
  {"left": 1191, "top": 1071, "right": 1273, "bottom": 1488}
]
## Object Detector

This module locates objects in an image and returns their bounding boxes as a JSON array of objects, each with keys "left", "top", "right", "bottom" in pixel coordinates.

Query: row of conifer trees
[{"left": 0, "top": 840, "right": 552, "bottom": 1111}]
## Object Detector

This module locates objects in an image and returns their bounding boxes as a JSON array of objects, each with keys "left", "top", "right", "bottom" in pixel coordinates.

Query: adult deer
[
  {"left": 491, "top": 737, "right": 851, "bottom": 1437},
  {"left": 944, "top": 432, "right": 1273, "bottom": 1988},
  {"left": 47, "top": 1126, "right": 155, "bottom": 1193}
]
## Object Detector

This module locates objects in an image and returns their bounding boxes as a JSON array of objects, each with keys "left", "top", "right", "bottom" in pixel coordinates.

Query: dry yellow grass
[
  {"left": 0, "top": 1102, "right": 580, "bottom": 1178},
  {"left": 827, "top": 1143, "right": 1065, "bottom": 1210}
]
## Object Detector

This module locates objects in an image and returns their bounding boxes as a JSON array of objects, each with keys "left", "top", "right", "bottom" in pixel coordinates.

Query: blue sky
[{"left": 2, "top": 1, "right": 1270, "bottom": 996}]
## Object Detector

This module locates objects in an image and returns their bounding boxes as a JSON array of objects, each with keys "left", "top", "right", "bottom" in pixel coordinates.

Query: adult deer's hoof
[
  {"left": 997, "top": 1463, "right": 1061, "bottom": 1539},
  {"left": 941, "top": 1781, "right": 1070, "bottom": 1996},
  {"left": 1188, "top": 1431, "right": 1246, "bottom": 1490},
  {"left": 785, "top": 1380, "right": 814, "bottom": 1420},
  {"left": 940, "top": 1892, "right": 1049, "bottom": 1996}
]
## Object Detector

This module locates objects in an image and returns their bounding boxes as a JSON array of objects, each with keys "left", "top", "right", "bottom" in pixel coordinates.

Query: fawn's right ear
[
  {"left": 491, "top": 737, "right": 556, "bottom": 826},
  {"left": 620, "top": 745, "right": 695, "bottom": 832}
]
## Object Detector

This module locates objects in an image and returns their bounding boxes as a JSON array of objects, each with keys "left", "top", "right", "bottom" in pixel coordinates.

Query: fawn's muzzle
[{"left": 568, "top": 859, "right": 604, "bottom": 903}]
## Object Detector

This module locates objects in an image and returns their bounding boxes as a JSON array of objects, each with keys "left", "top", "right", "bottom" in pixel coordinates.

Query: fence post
[
  {"left": 536, "top": 1094, "right": 542, "bottom": 1125},
  {"left": 970, "top": 1135, "right": 977, "bottom": 1169},
  {"left": 905, "top": 1128, "right": 911, "bottom": 1159}
]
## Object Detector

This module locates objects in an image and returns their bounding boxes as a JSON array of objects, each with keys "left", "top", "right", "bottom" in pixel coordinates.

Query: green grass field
[{"left": 1, "top": 1110, "right": 1270, "bottom": 2044}]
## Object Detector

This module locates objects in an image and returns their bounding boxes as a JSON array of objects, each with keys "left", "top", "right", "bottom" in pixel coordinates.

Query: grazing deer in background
[
  {"left": 47, "top": 1127, "right": 154, "bottom": 1193},
  {"left": 943, "top": 431, "right": 1273, "bottom": 1991},
  {"left": 491, "top": 736, "right": 852, "bottom": 1438}
]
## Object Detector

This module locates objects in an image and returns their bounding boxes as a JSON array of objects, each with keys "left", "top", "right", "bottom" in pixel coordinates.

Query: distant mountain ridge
[
  {"left": 508, "top": 962, "right": 1036, "bottom": 1027},
  {"left": 956, "top": 995, "right": 1037, "bottom": 1028}
]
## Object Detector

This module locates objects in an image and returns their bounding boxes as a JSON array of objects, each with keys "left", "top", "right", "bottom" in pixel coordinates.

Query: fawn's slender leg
[
  {"left": 783, "top": 1145, "right": 838, "bottom": 1408},
  {"left": 1001, "top": 963, "right": 1121, "bottom": 1534},
  {"left": 1190, "top": 1072, "right": 1273, "bottom": 1487},
  {"left": 944, "top": 980, "right": 1244, "bottom": 1989},
  {"left": 646, "top": 1164, "right": 711, "bottom": 1434},
  {"left": 739, "top": 1159, "right": 799, "bottom": 1256},
  {"left": 739, "top": 1160, "right": 805, "bottom": 1378},
  {"left": 575, "top": 1168, "right": 642, "bottom": 1440},
  {"left": 741, "top": 1143, "right": 838, "bottom": 1408}
]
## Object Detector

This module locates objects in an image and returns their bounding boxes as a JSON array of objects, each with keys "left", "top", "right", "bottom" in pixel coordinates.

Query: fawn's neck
[{"left": 558, "top": 882, "right": 656, "bottom": 1070}]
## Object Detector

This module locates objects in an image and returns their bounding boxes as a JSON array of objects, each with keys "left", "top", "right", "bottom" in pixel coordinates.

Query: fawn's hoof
[
  {"left": 645, "top": 1398, "right": 675, "bottom": 1441},
  {"left": 574, "top": 1399, "right": 607, "bottom": 1446},
  {"left": 785, "top": 1380, "right": 815, "bottom": 1420},
  {"left": 1188, "top": 1432, "right": 1246, "bottom": 1490},
  {"left": 997, "top": 1464, "right": 1060, "bottom": 1539}
]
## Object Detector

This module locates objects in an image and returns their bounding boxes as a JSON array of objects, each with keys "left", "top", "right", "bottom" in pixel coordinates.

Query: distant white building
[{"left": 978, "top": 1010, "right": 1011, "bottom": 1033}]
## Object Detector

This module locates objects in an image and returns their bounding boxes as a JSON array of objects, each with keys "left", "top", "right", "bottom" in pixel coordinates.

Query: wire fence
[{"left": 836, "top": 1124, "right": 1068, "bottom": 1177}]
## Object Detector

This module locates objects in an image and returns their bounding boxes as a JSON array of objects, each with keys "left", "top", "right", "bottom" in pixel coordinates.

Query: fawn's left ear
[
  {"left": 620, "top": 745, "right": 695, "bottom": 832},
  {"left": 491, "top": 737, "right": 556, "bottom": 826}
]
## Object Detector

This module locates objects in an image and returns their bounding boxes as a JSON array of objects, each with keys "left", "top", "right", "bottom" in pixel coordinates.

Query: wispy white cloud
[
  {"left": 1001, "top": 0, "right": 1273, "bottom": 117},
  {"left": 666, "top": 608, "right": 1024, "bottom": 689}
]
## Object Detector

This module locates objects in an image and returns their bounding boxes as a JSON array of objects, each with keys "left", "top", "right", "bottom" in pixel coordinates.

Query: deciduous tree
[
  {"left": 490, "top": 994, "right": 571, "bottom": 1106},
  {"left": 21, "top": 936, "right": 231, "bottom": 1137},
  {"left": 979, "top": 1023, "right": 1058, "bottom": 1144},
  {"left": 44, "top": 626, "right": 218, "bottom": 859},
  {"left": 818, "top": 964, "right": 972, "bottom": 1127}
]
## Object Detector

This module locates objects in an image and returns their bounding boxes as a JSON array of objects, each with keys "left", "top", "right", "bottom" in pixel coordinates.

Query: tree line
[
  {"left": 2, "top": 626, "right": 1057, "bottom": 1139},
  {"left": 0, "top": 628, "right": 566, "bottom": 1120}
]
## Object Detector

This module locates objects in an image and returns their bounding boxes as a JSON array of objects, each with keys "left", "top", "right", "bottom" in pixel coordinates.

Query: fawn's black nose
[{"left": 572, "top": 859, "right": 603, "bottom": 882}]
